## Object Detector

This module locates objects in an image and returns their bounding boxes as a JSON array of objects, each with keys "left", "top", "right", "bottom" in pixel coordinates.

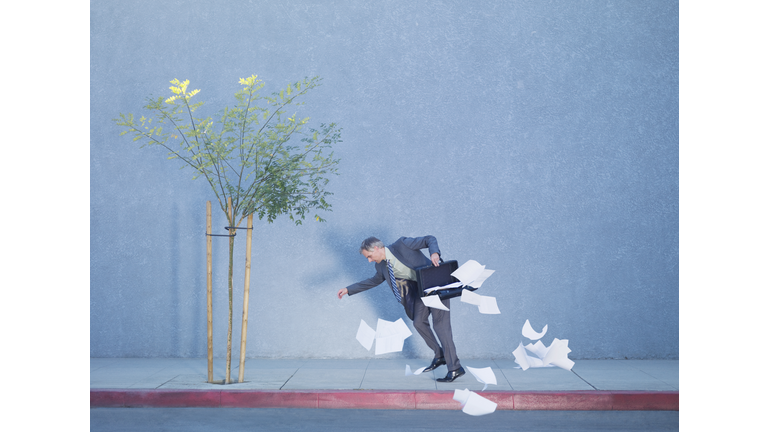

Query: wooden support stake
[
  {"left": 206, "top": 201, "right": 213, "bottom": 383},
  {"left": 238, "top": 213, "right": 254, "bottom": 383},
  {"left": 225, "top": 197, "right": 234, "bottom": 384}
]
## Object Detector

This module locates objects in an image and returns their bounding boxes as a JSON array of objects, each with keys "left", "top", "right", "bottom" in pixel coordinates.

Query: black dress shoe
[
  {"left": 436, "top": 367, "right": 465, "bottom": 382},
  {"left": 423, "top": 357, "right": 446, "bottom": 372}
]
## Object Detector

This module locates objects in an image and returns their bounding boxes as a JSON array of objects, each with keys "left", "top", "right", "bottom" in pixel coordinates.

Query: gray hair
[{"left": 360, "top": 236, "right": 384, "bottom": 253}]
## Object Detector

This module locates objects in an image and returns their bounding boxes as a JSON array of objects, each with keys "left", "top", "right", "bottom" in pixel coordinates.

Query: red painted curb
[
  {"left": 512, "top": 391, "right": 614, "bottom": 410},
  {"left": 221, "top": 390, "right": 318, "bottom": 409},
  {"left": 611, "top": 391, "right": 679, "bottom": 411},
  {"left": 90, "top": 389, "right": 678, "bottom": 411}
]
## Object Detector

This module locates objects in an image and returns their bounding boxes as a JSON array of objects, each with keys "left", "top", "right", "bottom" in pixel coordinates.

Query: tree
[{"left": 114, "top": 75, "right": 342, "bottom": 383}]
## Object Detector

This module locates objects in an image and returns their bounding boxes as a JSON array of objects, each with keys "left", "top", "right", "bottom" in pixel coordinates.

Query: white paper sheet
[
  {"left": 522, "top": 319, "right": 548, "bottom": 340},
  {"left": 453, "top": 388, "right": 472, "bottom": 407},
  {"left": 355, "top": 319, "right": 376, "bottom": 351},
  {"left": 477, "top": 296, "right": 500, "bottom": 314},
  {"left": 453, "top": 388, "right": 497, "bottom": 416},
  {"left": 451, "top": 260, "right": 486, "bottom": 286},
  {"left": 375, "top": 318, "right": 412, "bottom": 339},
  {"left": 524, "top": 341, "right": 549, "bottom": 359},
  {"left": 424, "top": 281, "right": 463, "bottom": 293},
  {"left": 460, "top": 289, "right": 501, "bottom": 314},
  {"left": 405, "top": 364, "right": 427, "bottom": 376},
  {"left": 375, "top": 334, "right": 405, "bottom": 355},
  {"left": 542, "top": 338, "right": 574, "bottom": 371},
  {"left": 466, "top": 366, "right": 497, "bottom": 391},
  {"left": 372, "top": 318, "right": 412, "bottom": 355},
  {"left": 460, "top": 289, "right": 483, "bottom": 306},
  {"left": 512, "top": 342, "right": 531, "bottom": 371},
  {"left": 467, "top": 269, "right": 495, "bottom": 288},
  {"left": 421, "top": 295, "right": 450, "bottom": 311},
  {"left": 513, "top": 327, "right": 574, "bottom": 371},
  {"left": 392, "top": 318, "right": 413, "bottom": 339}
]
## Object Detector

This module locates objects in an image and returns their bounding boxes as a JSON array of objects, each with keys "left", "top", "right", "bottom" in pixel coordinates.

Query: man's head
[{"left": 360, "top": 236, "right": 386, "bottom": 263}]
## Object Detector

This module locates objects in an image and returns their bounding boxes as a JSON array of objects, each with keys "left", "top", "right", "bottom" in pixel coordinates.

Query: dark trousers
[{"left": 397, "top": 279, "right": 461, "bottom": 372}]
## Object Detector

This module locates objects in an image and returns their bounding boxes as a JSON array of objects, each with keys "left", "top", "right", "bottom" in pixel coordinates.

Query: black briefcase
[{"left": 415, "top": 259, "right": 477, "bottom": 300}]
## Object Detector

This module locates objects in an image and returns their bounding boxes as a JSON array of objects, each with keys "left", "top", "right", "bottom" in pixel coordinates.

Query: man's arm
[
  {"left": 399, "top": 235, "right": 441, "bottom": 266},
  {"left": 338, "top": 266, "right": 385, "bottom": 299}
]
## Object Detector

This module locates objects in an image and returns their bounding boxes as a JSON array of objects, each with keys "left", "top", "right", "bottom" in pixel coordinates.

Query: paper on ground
[
  {"left": 355, "top": 319, "right": 376, "bottom": 351},
  {"left": 466, "top": 366, "right": 497, "bottom": 391},
  {"left": 405, "top": 364, "right": 427, "bottom": 376},
  {"left": 542, "top": 338, "right": 574, "bottom": 371},
  {"left": 453, "top": 388, "right": 497, "bottom": 416},
  {"left": 421, "top": 295, "right": 450, "bottom": 311},
  {"left": 524, "top": 340, "right": 549, "bottom": 359},
  {"left": 512, "top": 339, "right": 574, "bottom": 371},
  {"left": 522, "top": 319, "right": 548, "bottom": 340},
  {"left": 514, "top": 320, "right": 574, "bottom": 370},
  {"left": 460, "top": 289, "right": 501, "bottom": 314}
]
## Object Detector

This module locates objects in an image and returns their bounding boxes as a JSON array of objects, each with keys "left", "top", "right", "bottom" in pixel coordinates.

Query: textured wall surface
[{"left": 91, "top": 0, "right": 678, "bottom": 359}]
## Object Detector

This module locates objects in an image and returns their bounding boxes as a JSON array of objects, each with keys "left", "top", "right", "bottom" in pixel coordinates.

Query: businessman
[{"left": 337, "top": 235, "right": 465, "bottom": 382}]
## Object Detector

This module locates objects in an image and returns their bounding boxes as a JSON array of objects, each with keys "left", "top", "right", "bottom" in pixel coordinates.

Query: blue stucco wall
[{"left": 90, "top": 0, "right": 678, "bottom": 359}]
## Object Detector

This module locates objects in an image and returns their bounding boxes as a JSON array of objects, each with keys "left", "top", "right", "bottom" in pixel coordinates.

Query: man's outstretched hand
[{"left": 337, "top": 287, "right": 348, "bottom": 299}]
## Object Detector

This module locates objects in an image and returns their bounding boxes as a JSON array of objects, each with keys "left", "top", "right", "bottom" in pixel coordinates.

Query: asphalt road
[{"left": 90, "top": 408, "right": 678, "bottom": 431}]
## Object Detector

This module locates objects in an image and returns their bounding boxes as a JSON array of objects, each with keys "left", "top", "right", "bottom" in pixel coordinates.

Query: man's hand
[
  {"left": 431, "top": 253, "right": 440, "bottom": 267},
  {"left": 337, "top": 288, "right": 348, "bottom": 299}
]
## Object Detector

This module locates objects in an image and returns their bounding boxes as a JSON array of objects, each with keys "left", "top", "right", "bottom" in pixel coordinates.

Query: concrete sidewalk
[{"left": 90, "top": 358, "right": 678, "bottom": 411}]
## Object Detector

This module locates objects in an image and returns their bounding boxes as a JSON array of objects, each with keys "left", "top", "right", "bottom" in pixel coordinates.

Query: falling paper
[
  {"left": 522, "top": 319, "right": 548, "bottom": 340},
  {"left": 421, "top": 295, "right": 450, "bottom": 311},
  {"left": 460, "top": 289, "right": 483, "bottom": 306},
  {"left": 451, "top": 260, "right": 486, "bottom": 286},
  {"left": 453, "top": 388, "right": 471, "bottom": 405},
  {"left": 451, "top": 260, "right": 496, "bottom": 288},
  {"left": 477, "top": 296, "right": 500, "bottom": 314},
  {"left": 373, "top": 318, "right": 413, "bottom": 355},
  {"left": 356, "top": 319, "right": 376, "bottom": 351},
  {"left": 466, "top": 366, "right": 497, "bottom": 391},
  {"left": 405, "top": 364, "right": 427, "bottom": 376},
  {"left": 453, "top": 388, "right": 497, "bottom": 416},
  {"left": 375, "top": 318, "right": 412, "bottom": 339},
  {"left": 467, "top": 269, "right": 495, "bottom": 288},
  {"left": 460, "top": 289, "right": 501, "bottom": 314},
  {"left": 375, "top": 334, "right": 405, "bottom": 355}
]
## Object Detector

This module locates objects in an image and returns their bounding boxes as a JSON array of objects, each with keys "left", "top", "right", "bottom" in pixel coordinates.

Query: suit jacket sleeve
[
  {"left": 390, "top": 235, "right": 441, "bottom": 269},
  {"left": 399, "top": 235, "right": 440, "bottom": 258},
  {"left": 346, "top": 262, "right": 386, "bottom": 296}
]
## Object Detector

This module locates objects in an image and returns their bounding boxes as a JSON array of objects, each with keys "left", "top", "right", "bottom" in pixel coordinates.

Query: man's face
[{"left": 362, "top": 246, "right": 386, "bottom": 263}]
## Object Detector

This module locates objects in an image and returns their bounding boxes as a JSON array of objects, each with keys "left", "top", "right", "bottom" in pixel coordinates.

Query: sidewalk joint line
[
  {"left": 492, "top": 359, "right": 515, "bottom": 390},
  {"left": 279, "top": 369, "right": 300, "bottom": 391},
  {"left": 358, "top": 359, "right": 372, "bottom": 389},
  {"left": 155, "top": 375, "right": 179, "bottom": 389},
  {"left": 570, "top": 370, "right": 597, "bottom": 390}
]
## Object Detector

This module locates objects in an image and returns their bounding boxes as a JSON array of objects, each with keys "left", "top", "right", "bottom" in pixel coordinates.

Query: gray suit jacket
[{"left": 346, "top": 236, "right": 441, "bottom": 319}]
